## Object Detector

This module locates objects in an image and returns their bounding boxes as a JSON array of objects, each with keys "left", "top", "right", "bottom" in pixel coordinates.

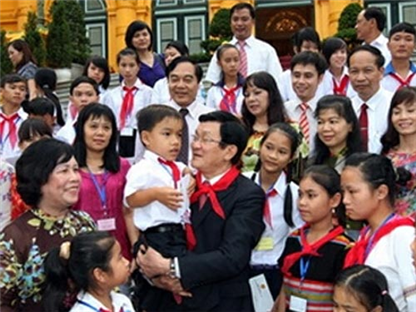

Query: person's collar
[
  {"left": 214, "top": 73, "right": 245, "bottom": 88},
  {"left": 169, "top": 99, "right": 199, "bottom": 119},
  {"left": 231, "top": 35, "right": 255, "bottom": 45},
  {"left": 358, "top": 87, "right": 384, "bottom": 110},
  {"left": 255, "top": 171, "right": 286, "bottom": 197},
  {"left": 369, "top": 33, "right": 387, "bottom": 46},
  {"left": 122, "top": 78, "right": 143, "bottom": 89},
  {"left": 384, "top": 61, "right": 416, "bottom": 75},
  {"left": 201, "top": 167, "right": 232, "bottom": 185},
  {"left": 295, "top": 95, "right": 318, "bottom": 110},
  {"left": 143, "top": 149, "right": 162, "bottom": 163}
]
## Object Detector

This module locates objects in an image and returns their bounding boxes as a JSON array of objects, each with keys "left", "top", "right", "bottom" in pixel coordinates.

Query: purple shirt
[{"left": 138, "top": 53, "right": 166, "bottom": 87}]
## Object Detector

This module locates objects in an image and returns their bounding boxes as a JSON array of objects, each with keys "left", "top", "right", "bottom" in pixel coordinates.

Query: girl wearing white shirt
[
  {"left": 206, "top": 44, "right": 245, "bottom": 116},
  {"left": 103, "top": 48, "right": 152, "bottom": 161},
  {"left": 43, "top": 231, "right": 134, "bottom": 312},
  {"left": 246, "top": 123, "right": 304, "bottom": 299},
  {"left": 321, "top": 38, "right": 356, "bottom": 98}
]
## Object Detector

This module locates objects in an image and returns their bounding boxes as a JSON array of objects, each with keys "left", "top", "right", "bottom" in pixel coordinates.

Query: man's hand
[
  {"left": 152, "top": 275, "right": 192, "bottom": 297},
  {"left": 137, "top": 246, "right": 170, "bottom": 278},
  {"left": 156, "top": 187, "right": 183, "bottom": 210}
]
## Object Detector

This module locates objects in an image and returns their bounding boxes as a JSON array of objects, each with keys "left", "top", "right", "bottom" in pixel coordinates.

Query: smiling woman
[{"left": 0, "top": 138, "right": 96, "bottom": 312}]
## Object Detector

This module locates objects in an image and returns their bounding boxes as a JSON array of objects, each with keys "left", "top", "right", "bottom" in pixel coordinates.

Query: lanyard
[
  {"left": 78, "top": 300, "right": 104, "bottom": 312},
  {"left": 87, "top": 168, "right": 109, "bottom": 213},
  {"left": 364, "top": 213, "right": 395, "bottom": 258},
  {"left": 299, "top": 256, "right": 311, "bottom": 282}
]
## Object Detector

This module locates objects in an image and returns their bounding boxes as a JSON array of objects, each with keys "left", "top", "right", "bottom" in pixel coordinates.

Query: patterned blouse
[
  {"left": 0, "top": 209, "right": 95, "bottom": 311},
  {"left": 386, "top": 149, "right": 416, "bottom": 217}
]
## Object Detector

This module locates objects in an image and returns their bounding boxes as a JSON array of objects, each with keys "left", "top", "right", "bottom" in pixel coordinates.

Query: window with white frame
[
  {"left": 368, "top": 3, "right": 391, "bottom": 35},
  {"left": 184, "top": 16, "right": 205, "bottom": 54},
  {"left": 86, "top": 24, "right": 106, "bottom": 57},
  {"left": 156, "top": 0, "right": 178, "bottom": 6},
  {"left": 156, "top": 18, "right": 178, "bottom": 52},
  {"left": 184, "top": 0, "right": 206, "bottom": 4},
  {"left": 84, "top": 0, "right": 105, "bottom": 12},
  {"left": 399, "top": 2, "right": 416, "bottom": 26}
]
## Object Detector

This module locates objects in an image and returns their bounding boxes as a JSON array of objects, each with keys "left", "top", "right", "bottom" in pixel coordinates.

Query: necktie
[
  {"left": 237, "top": 40, "right": 248, "bottom": 77},
  {"left": 0, "top": 113, "right": 19, "bottom": 149},
  {"left": 177, "top": 108, "right": 189, "bottom": 164},
  {"left": 187, "top": 166, "right": 240, "bottom": 250},
  {"left": 219, "top": 86, "right": 239, "bottom": 114},
  {"left": 281, "top": 225, "right": 344, "bottom": 277},
  {"left": 389, "top": 72, "right": 416, "bottom": 91},
  {"left": 264, "top": 189, "right": 278, "bottom": 229},
  {"left": 119, "top": 86, "right": 137, "bottom": 130},
  {"left": 333, "top": 75, "right": 349, "bottom": 95},
  {"left": 158, "top": 158, "right": 181, "bottom": 188},
  {"left": 359, "top": 104, "right": 368, "bottom": 152},
  {"left": 299, "top": 103, "right": 310, "bottom": 144}
]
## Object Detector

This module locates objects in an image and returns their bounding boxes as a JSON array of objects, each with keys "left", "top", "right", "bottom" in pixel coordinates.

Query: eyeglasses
[{"left": 191, "top": 134, "right": 223, "bottom": 145}]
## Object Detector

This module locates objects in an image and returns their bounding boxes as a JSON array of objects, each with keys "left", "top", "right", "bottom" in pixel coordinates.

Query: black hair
[
  {"left": 125, "top": 20, "right": 153, "bottom": 51},
  {"left": 199, "top": 111, "right": 249, "bottom": 165},
  {"left": 381, "top": 87, "right": 416, "bottom": 154},
  {"left": 166, "top": 56, "right": 203, "bottom": 83},
  {"left": 389, "top": 22, "right": 416, "bottom": 39},
  {"left": 347, "top": 45, "right": 385, "bottom": 69},
  {"left": 230, "top": 2, "right": 255, "bottom": 19},
  {"left": 290, "top": 51, "right": 327, "bottom": 75},
  {"left": 322, "top": 37, "right": 347, "bottom": 64},
  {"left": 334, "top": 265, "right": 399, "bottom": 312},
  {"left": 364, "top": 7, "right": 386, "bottom": 32},
  {"left": 254, "top": 123, "right": 300, "bottom": 227},
  {"left": 34, "top": 68, "right": 65, "bottom": 126},
  {"left": 292, "top": 27, "right": 322, "bottom": 52},
  {"left": 302, "top": 164, "right": 345, "bottom": 226},
  {"left": 69, "top": 76, "right": 99, "bottom": 96},
  {"left": 116, "top": 47, "right": 141, "bottom": 66},
  {"left": 24, "top": 97, "right": 55, "bottom": 117},
  {"left": 15, "top": 138, "right": 74, "bottom": 207},
  {"left": 311, "top": 95, "right": 362, "bottom": 167},
  {"left": 0, "top": 73, "right": 26, "bottom": 88},
  {"left": 137, "top": 104, "right": 182, "bottom": 135},
  {"left": 216, "top": 43, "right": 239, "bottom": 61},
  {"left": 344, "top": 153, "right": 412, "bottom": 206},
  {"left": 8, "top": 39, "right": 37, "bottom": 71},
  {"left": 43, "top": 231, "right": 116, "bottom": 312},
  {"left": 73, "top": 103, "right": 120, "bottom": 173},
  {"left": 165, "top": 40, "right": 189, "bottom": 56},
  {"left": 242, "top": 71, "right": 287, "bottom": 135},
  {"left": 18, "top": 118, "right": 52, "bottom": 143},
  {"left": 82, "top": 56, "right": 111, "bottom": 90}
]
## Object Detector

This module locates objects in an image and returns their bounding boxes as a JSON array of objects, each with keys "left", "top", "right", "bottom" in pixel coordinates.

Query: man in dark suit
[{"left": 137, "top": 111, "right": 265, "bottom": 311}]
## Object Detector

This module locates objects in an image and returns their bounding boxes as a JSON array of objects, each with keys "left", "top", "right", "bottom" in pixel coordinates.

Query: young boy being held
[
  {"left": 0, "top": 74, "right": 27, "bottom": 161},
  {"left": 124, "top": 104, "right": 192, "bottom": 311}
]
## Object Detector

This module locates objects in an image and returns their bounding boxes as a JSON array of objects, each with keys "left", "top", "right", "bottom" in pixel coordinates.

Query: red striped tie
[
  {"left": 299, "top": 103, "right": 310, "bottom": 144},
  {"left": 359, "top": 103, "right": 368, "bottom": 152},
  {"left": 238, "top": 40, "right": 247, "bottom": 77}
]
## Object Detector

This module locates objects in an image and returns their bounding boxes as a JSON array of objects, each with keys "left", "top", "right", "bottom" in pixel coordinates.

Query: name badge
[
  {"left": 254, "top": 237, "right": 274, "bottom": 251},
  {"left": 97, "top": 218, "right": 116, "bottom": 231},
  {"left": 120, "top": 127, "right": 134, "bottom": 137},
  {"left": 289, "top": 295, "right": 307, "bottom": 312}
]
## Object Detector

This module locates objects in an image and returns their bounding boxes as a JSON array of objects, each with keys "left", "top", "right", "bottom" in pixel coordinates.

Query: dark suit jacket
[{"left": 177, "top": 174, "right": 265, "bottom": 311}]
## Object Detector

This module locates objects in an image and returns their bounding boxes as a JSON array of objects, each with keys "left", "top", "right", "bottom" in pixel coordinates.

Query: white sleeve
[
  {"left": 206, "top": 87, "right": 218, "bottom": 109},
  {"left": 265, "top": 45, "right": 283, "bottom": 82},
  {"left": 123, "top": 161, "right": 150, "bottom": 206}
]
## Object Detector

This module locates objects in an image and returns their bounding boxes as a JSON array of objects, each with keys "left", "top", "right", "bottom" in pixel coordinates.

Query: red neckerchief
[
  {"left": 389, "top": 72, "right": 416, "bottom": 91},
  {"left": 119, "top": 85, "right": 137, "bottom": 130},
  {"left": 344, "top": 215, "right": 414, "bottom": 268},
  {"left": 0, "top": 112, "right": 19, "bottom": 149},
  {"left": 219, "top": 85, "right": 239, "bottom": 114},
  {"left": 158, "top": 158, "right": 180, "bottom": 188},
  {"left": 333, "top": 75, "right": 349, "bottom": 95},
  {"left": 186, "top": 166, "right": 240, "bottom": 250},
  {"left": 264, "top": 189, "right": 278, "bottom": 229},
  {"left": 281, "top": 225, "right": 344, "bottom": 277}
]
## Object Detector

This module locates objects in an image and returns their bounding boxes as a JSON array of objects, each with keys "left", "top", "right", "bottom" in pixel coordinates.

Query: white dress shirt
[
  {"left": 381, "top": 61, "right": 416, "bottom": 93},
  {"left": 284, "top": 95, "right": 319, "bottom": 150},
  {"left": 245, "top": 171, "right": 304, "bottom": 266},
  {"left": 351, "top": 87, "right": 393, "bottom": 153},
  {"left": 124, "top": 150, "right": 187, "bottom": 231},
  {"left": 366, "top": 225, "right": 416, "bottom": 312},
  {"left": 102, "top": 78, "right": 152, "bottom": 130},
  {"left": 56, "top": 113, "right": 78, "bottom": 144},
  {"left": 167, "top": 99, "right": 213, "bottom": 163},
  {"left": 321, "top": 67, "right": 357, "bottom": 98},
  {"left": 151, "top": 77, "right": 206, "bottom": 105},
  {"left": 277, "top": 69, "right": 326, "bottom": 102},
  {"left": 0, "top": 108, "right": 27, "bottom": 161},
  {"left": 368, "top": 33, "right": 391, "bottom": 66},
  {"left": 70, "top": 290, "right": 135, "bottom": 312},
  {"left": 205, "top": 35, "right": 283, "bottom": 83}
]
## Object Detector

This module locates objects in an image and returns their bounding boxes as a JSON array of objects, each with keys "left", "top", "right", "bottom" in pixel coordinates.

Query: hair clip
[
  {"left": 381, "top": 290, "right": 388, "bottom": 296},
  {"left": 59, "top": 241, "right": 71, "bottom": 260}
]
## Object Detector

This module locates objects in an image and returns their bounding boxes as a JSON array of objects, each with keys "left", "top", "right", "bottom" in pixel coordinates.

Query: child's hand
[
  {"left": 186, "top": 175, "right": 196, "bottom": 197},
  {"left": 156, "top": 187, "right": 183, "bottom": 210}
]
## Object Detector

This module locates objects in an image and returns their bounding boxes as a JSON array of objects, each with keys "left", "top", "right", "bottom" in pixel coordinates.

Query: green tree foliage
[
  {"left": 201, "top": 8, "right": 233, "bottom": 56},
  {"left": 0, "top": 30, "right": 13, "bottom": 76},
  {"left": 46, "top": 0, "right": 72, "bottom": 68},
  {"left": 61, "top": 0, "right": 90, "bottom": 64},
  {"left": 24, "top": 11, "right": 46, "bottom": 67},
  {"left": 335, "top": 3, "right": 363, "bottom": 50}
]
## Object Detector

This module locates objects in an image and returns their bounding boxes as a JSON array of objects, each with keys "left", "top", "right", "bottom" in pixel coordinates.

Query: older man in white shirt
[{"left": 205, "top": 2, "right": 282, "bottom": 84}]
